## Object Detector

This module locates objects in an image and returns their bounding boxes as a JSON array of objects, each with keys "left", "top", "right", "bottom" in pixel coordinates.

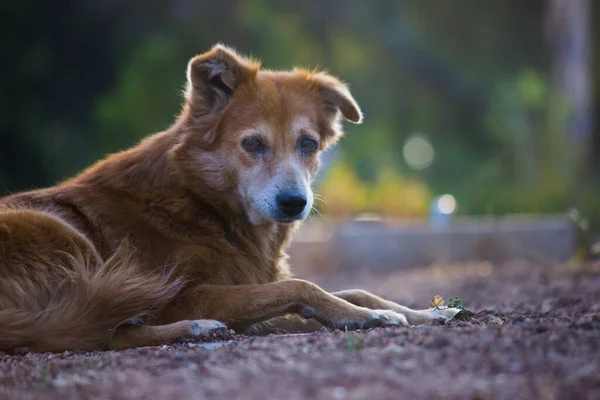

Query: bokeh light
[
  {"left": 437, "top": 194, "right": 457, "bottom": 215},
  {"left": 403, "top": 134, "right": 435, "bottom": 170}
]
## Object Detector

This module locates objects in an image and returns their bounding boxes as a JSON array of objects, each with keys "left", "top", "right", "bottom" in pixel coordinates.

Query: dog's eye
[
  {"left": 300, "top": 138, "right": 318, "bottom": 152},
  {"left": 241, "top": 137, "right": 266, "bottom": 153}
]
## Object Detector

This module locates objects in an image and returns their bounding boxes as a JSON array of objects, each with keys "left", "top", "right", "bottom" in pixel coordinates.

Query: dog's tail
[{"left": 0, "top": 246, "right": 184, "bottom": 352}]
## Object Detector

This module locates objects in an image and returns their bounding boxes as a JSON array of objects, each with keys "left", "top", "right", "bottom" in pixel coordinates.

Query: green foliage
[
  {"left": 36, "top": 362, "right": 49, "bottom": 388},
  {"left": 481, "top": 69, "right": 575, "bottom": 214},
  {"left": 446, "top": 297, "right": 474, "bottom": 321},
  {"left": 317, "top": 160, "right": 431, "bottom": 218},
  {"left": 93, "top": 36, "right": 186, "bottom": 154},
  {"left": 344, "top": 329, "right": 364, "bottom": 355},
  {"left": 1, "top": 0, "right": 598, "bottom": 233},
  {"left": 317, "top": 159, "right": 369, "bottom": 218}
]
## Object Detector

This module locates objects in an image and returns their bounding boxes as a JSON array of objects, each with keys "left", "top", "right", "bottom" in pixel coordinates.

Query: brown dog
[{"left": 0, "top": 45, "right": 458, "bottom": 352}]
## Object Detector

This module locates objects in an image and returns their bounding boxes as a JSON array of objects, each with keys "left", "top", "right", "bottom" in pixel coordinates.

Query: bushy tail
[{"left": 0, "top": 247, "right": 185, "bottom": 352}]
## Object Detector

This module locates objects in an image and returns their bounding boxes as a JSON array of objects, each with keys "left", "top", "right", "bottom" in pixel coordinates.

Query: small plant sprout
[
  {"left": 429, "top": 295, "right": 474, "bottom": 321},
  {"left": 344, "top": 327, "right": 364, "bottom": 355},
  {"left": 446, "top": 296, "right": 474, "bottom": 320}
]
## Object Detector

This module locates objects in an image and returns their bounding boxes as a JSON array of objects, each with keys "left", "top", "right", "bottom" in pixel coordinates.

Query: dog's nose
[{"left": 276, "top": 192, "right": 307, "bottom": 218}]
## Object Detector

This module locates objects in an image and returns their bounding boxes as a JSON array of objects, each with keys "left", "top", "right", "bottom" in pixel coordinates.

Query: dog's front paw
[
  {"left": 364, "top": 310, "right": 409, "bottom": 329},
  {"left": 405, "top": 307, "right": 462, "bottom": 325},
  {"left": 323, "top": 308, "right": 408, "bottom": 331}
]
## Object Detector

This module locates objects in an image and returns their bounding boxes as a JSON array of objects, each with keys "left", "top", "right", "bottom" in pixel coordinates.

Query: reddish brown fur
[{"left": 0, "top": 45, "right": 457, "bottom": 352}]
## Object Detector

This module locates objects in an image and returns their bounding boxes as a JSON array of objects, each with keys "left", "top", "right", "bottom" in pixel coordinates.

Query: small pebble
[{"left": 331, "top": 386, "right": 347, "bottom": 399}]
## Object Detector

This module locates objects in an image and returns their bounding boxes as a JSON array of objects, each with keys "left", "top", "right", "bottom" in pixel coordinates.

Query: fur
[{"left": 0, "top": 45, "right": 458, "bottom": 352}]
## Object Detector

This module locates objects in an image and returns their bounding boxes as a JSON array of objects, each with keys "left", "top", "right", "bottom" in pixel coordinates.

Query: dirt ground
[{"left": 1, "top": 260, "right": 600, "bottom": 400}]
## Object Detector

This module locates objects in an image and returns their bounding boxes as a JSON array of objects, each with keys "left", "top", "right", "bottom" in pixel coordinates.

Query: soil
[{"left": 1, "top": 260, "right": 600, "bottom": 400}]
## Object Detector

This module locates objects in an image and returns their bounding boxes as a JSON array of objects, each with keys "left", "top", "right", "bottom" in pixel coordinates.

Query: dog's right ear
[{"left": 185, "top": 44, "right": 260, "bottom": 115}]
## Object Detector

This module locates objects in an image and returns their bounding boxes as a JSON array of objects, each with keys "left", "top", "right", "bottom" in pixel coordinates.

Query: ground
[{"left": 1, "top": 260, "right": 600, "bottom": 400}]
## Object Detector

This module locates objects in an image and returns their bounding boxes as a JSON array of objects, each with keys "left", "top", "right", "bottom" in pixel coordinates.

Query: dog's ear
[
  {"left": 185, "top": 44, "right": 259, "bottom": 115},
  {"left": 309, "top": 72, "right": 362, "bottom": 124},
  {"left": 322, "top": 81, "right": 362, "bottom": 124},
  {"left": 298, "top": 71, "right": 362, "bottom": 147}
]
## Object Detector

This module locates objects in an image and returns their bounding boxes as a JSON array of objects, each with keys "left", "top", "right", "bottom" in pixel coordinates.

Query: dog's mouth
[
  {"left": 246, "top": 209, "right": 307, "bottom": 225},
  {"left": 246, "top": 202, "right": 310, "bottom": 225},
  {"left": 271, "top": 214, "right": 306, "bottom": 224}
]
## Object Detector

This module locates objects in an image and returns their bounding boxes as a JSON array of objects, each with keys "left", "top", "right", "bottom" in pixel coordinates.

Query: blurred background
[{"left": 1, "top": 0, "right": 599, "bottom": 264}]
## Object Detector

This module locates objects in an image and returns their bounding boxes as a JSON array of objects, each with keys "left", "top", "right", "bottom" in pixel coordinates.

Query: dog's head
[{"left": 173, "top": 44, "right": 361, "bottom": 225}]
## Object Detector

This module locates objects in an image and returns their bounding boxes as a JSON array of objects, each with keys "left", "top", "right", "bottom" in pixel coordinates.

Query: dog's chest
[
  {"left": 99, "top": 196, "right": 295, "bottom": 286},
  {"left": 219, "top": 230, "right": 289, "bottom": 284},
  {"left": 164, "top": 225, "right": 291, "bottom": 286}
]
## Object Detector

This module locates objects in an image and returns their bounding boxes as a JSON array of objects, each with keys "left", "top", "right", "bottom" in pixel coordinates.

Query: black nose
[{"left": 276, "top": 192, "right": 307, "bottom": 218}]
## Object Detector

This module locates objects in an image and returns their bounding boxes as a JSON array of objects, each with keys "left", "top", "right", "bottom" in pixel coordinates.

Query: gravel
[{"left": 1, "top": 260, "right": 599, "bottom": 400}]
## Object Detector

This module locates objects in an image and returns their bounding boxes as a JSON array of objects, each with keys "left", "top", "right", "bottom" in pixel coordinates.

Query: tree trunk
[{"left": 545, "top": 0, "right": 593, "bottom": 153}]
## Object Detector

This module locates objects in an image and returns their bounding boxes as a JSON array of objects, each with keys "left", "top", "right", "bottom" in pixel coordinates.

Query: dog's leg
[
  {"left": 333, "top": 289, "right": 460, "bottom": 325},
  {"left": 245, "top": 315, "right": 325, "bottom": 335},
  {"left": 109, "top": 320, "right": 228, "bottom": 350},
  {"left": 161, "top": 279, "right": 408, "bottom": 332}
]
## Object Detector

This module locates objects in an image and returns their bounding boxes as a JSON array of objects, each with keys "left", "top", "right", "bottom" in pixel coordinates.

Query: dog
[{"left": 0, "top": 45, "right": 458, "bottom": 352}]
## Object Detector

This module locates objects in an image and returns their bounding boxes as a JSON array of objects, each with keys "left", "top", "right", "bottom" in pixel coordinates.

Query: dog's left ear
[
  {"left": 322, "top": 82, "right": 363, "bottom": 124},
  {"left": 185, "top": 44, "right": 259, "bottom": 115},
  {"left": 310, "top": 72, "right": 362, "bottom": 124}
]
